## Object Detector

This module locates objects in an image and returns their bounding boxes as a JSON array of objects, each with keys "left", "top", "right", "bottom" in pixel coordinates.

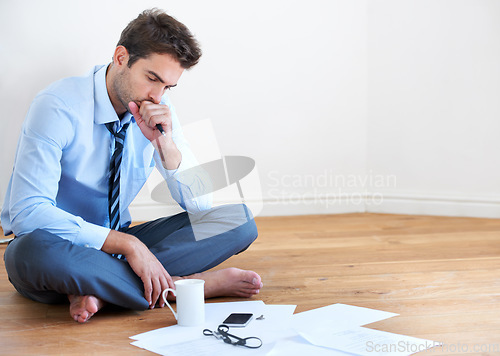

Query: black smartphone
[{"left": 222, "top": 313, "right": 254, "bottom": 327}]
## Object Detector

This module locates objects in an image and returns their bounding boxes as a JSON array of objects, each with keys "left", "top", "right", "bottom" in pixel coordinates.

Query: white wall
[
  {"left": 366, "top": 0, "right": 500, "bottom": 218},
  {"left": 0, "top": 0, "right": 498, "bottom": 221}
]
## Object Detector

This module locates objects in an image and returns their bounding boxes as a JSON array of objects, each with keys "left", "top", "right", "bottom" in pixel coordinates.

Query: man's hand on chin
[{"left": 129, "top": 101, "right": 181, "bottom": 170}]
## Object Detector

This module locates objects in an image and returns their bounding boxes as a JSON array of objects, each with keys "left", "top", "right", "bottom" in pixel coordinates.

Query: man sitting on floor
[{"left": 2, "top": 8, "right": 262, "bottom": 323}]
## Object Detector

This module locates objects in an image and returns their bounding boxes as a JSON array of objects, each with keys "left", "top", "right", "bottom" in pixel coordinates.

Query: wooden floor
[{"left": 1, "top": 213, "right": 500, "bottom": 355}]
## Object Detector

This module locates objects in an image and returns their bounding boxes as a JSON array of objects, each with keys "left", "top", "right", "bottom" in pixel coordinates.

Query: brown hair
[{"left": 117, "top": 8, "right": 202, "bottom": 69}]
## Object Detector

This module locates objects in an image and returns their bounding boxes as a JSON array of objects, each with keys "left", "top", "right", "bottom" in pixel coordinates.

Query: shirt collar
[{"left": 93, "top": 64, "right": 133, "bottom": 127}]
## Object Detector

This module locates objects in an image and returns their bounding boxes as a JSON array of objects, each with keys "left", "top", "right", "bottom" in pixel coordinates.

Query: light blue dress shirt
[{"left": 1, "top": 65, "right": 212, "bottom": 250}]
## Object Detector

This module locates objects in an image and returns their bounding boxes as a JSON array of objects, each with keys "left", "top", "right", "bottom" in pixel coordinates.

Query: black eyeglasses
[{"left": 203, "top": 324, "right": 262, "bottom": 349}]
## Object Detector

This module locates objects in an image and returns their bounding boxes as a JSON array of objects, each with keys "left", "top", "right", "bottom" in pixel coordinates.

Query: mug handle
[{"left": 162, "top": 288, "right": 177, "bottom": 320}]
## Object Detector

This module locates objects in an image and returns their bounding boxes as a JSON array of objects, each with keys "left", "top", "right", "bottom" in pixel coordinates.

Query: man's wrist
[
  {"left": 120, "top": 233, "right": 139, "bottom": 257},
  {"left": 102, "top": 230, "right": 138, "bottom": 256},
  {"left": 153, "top": 137, "right": 182, "bottom": 170}
]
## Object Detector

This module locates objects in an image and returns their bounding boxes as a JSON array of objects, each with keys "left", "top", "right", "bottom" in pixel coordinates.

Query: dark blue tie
[{"left": 106, "top": 122, "right": 130, "bottom": 231}]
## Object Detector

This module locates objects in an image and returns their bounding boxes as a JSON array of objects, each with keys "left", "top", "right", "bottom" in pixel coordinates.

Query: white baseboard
[
  {"left": 257, "top": 195, "right": 366, "bottom": 216},
  {"left": 129, "top": 193, "right": 500, "bottom": 220},
  {"left": 1, "top": 192, "right": 497, "bottom": 227},
  {"left": 368, "top": 193, "right": 500, "bottom": 219},
  {"left": 129, "top": 194, "right": 367, "bottom": 220}
]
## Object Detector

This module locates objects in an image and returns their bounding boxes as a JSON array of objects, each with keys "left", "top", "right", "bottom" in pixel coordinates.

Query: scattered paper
[
  {"left": 130, "top": 302, "right": 440, "bottom": 356},
  {"left": 292, "top": 303, "right": 398, "bottom": 334},
  {"left": 131, "top": 301, "right": 296, "bottom": 356}
]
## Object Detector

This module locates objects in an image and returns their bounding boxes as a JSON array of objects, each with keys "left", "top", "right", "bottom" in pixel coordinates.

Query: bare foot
[
  {"left": 184, "top": 267, "right": 263, "bottom": 299},
  {"left": 68, "top": 295, "right": 105, "bottom": 323}
]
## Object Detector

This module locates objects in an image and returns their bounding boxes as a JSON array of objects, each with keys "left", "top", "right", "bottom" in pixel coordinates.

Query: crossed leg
[
  {"left": 69, "top": 267, "right": 263, "bottom": 323},
  {"left": 6, "top": 204, "right": 261, "bottom": 323}
]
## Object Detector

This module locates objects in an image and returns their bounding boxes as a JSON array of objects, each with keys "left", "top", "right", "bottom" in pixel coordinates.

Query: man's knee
[
  {"left": 222, "top": 204, "right": 258, "bottom": 251},
  {"left": 5, "top": 230, "right": 75, "bottom": 294},
  {"left": 238, "top": 205, "right": 258, "bottom": 241},
  {"left": 5, "top": 230, "right": 148, "bottom": 309},
  {"left": 219, "top": 202, "right": 256, "bottom": 229},
  {"left": 190, "top": 203, "right": 257, "bottom": 243}
]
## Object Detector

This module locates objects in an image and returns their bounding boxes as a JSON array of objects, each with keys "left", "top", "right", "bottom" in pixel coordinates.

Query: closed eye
[{"left": 146, "top": 72, "right": 177, "bottom": 90}]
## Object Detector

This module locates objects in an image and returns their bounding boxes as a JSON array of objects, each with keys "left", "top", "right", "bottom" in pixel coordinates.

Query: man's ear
[{"left": 113, "top": 46, "right": 129, "bottom": 67}]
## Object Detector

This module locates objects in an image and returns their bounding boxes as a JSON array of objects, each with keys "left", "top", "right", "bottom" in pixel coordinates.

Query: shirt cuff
[
  {"left": 165, "top": 151, "right": 191, "bottom": 176},
  {"left": 75, "top": 219, "right": 111, "bottom": 250},
  {"left": 169, "top": 157, "right": 199, "bottom": 186}
]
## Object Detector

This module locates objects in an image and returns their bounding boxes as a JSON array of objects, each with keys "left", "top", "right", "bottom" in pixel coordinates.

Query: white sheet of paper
[
  {"left": 132, "top": 334, "right": 275, "bottom": 356},
  {"left": 268, "top": 335, "right": 355, "bottom": 356},
  {"left": 292, "top": 304, "right": 440, "bottom": 355},
  {"left": 292, "top": 303, "right": 399, "bottom": 335},
  {"left": 241, "top": 304, "right": 297, "bottom": 341},
  {"left": 130, "top": 301, "right": 297, "bottom": 356},
  {"left": 305, "top": 326, "right": 440, "bottom": 356}
]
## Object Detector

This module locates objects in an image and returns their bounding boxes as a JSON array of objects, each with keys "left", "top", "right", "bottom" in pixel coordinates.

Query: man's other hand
[{"left": 102, "top": 230, "right": 174, "bottom": 308}]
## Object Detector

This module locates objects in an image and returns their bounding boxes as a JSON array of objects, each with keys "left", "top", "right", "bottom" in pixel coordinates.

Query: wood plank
[{"left": 1, "top": 213, "right": 499, "bottom": 355}]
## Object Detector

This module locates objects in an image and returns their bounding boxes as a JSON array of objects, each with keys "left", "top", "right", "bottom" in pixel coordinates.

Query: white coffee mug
[{"left": 162, "top": 279, "right": 205, "bottom": 326}]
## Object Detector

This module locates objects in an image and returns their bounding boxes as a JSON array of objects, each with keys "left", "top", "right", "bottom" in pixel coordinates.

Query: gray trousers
[{"left": 4, "top": 204, "right": 257, "bottom": 310}]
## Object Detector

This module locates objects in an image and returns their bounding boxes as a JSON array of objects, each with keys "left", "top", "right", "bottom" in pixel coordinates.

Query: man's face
[{"left": 112, "top": 52, "right": 184, "bottom": 115}]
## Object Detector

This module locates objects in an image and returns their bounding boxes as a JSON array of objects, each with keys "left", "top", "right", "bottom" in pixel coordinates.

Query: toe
[
  {"left": 235, "top": 290, "right": 255, "bottom": 298},
  {"left": 239, "top": 269, "right": 262, "bottom": 286},
  {"left": 78, "top": 311, "right": 89, "bottom": 323}
]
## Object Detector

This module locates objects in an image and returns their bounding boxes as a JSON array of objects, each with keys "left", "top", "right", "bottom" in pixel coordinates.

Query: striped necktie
[{"left": 106, "top": 122, "right": 130, "bottom": 231}]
